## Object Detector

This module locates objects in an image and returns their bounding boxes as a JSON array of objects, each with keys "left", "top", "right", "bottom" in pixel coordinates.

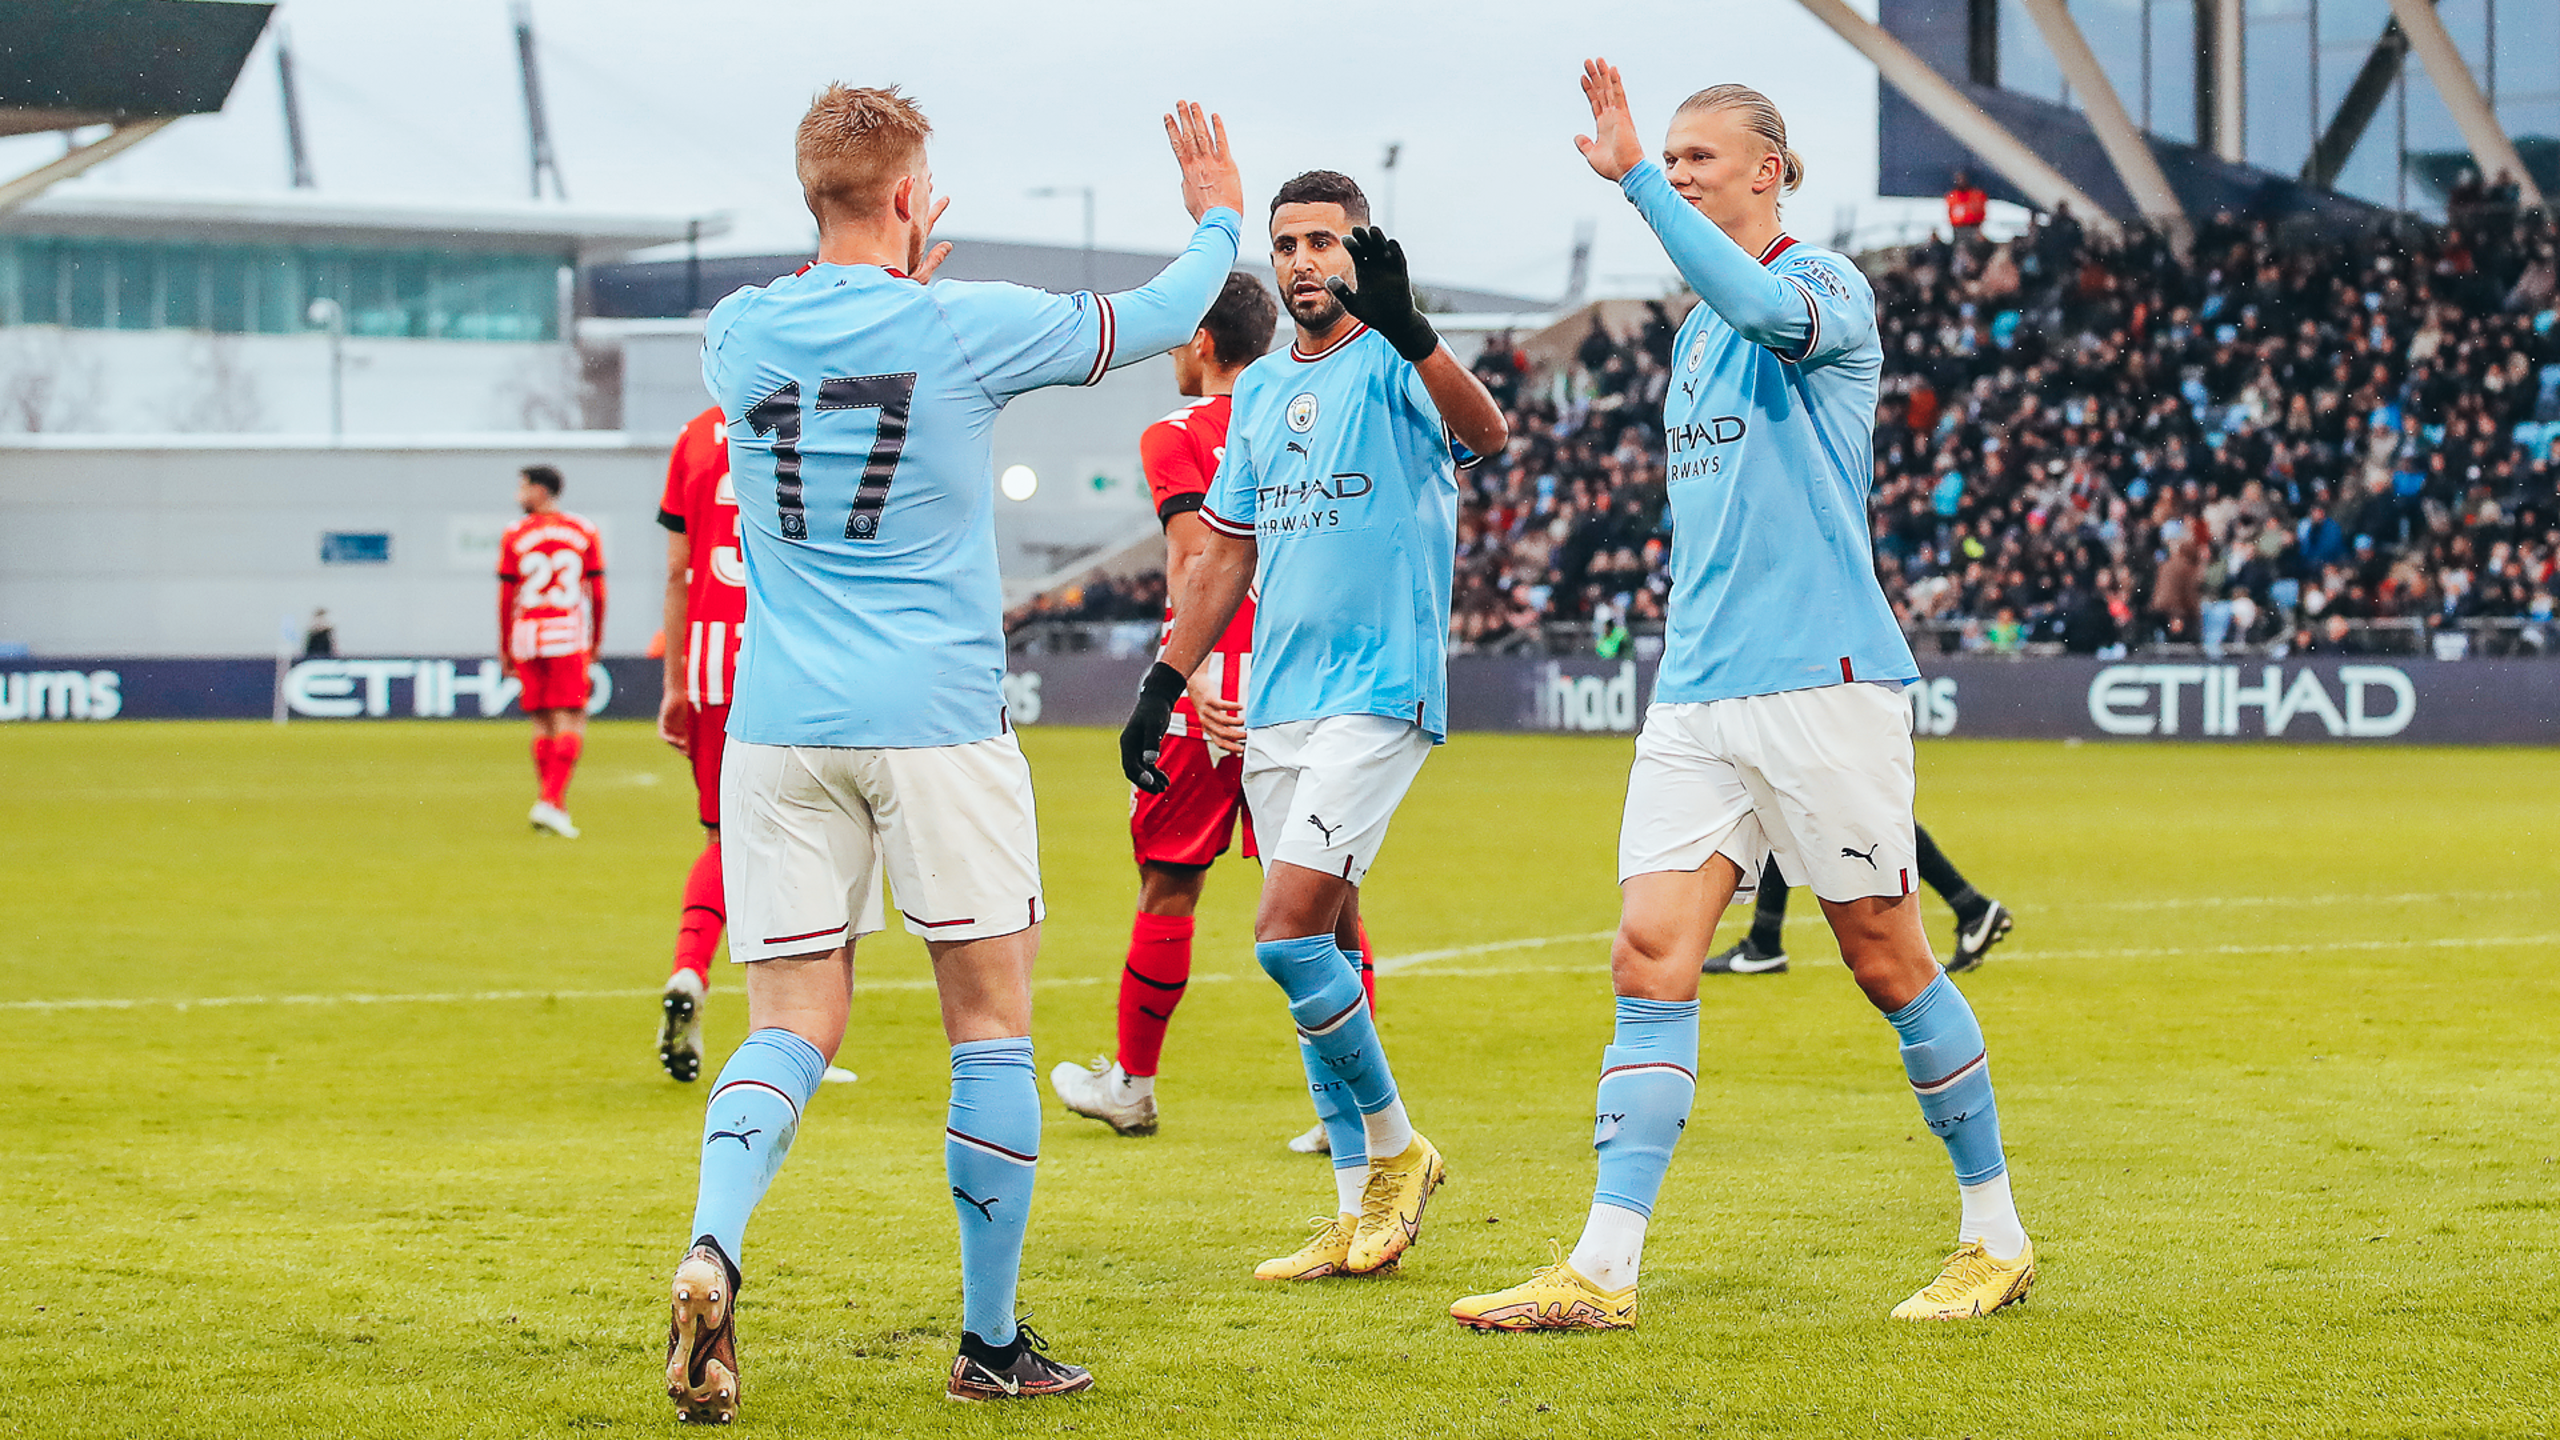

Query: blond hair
[
  {"left": 1676, "top": 84, "right": 1805, "bottom": 193},
  {"left": 796, "top": 84, "right": 932, "bottom": 221}
]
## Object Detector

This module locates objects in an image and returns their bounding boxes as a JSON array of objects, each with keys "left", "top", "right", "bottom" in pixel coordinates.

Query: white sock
[
  {"left": 1566, "top": 1202, "right": 1648, "bottom": 1292},
  {"left": 1959, "top": 1171, "right": 2028, "bottom": 1260},
  {"left": 1333, "top": 1165, "right": 1365, "bottom": 1216},
  {"left": 1362, "top": 1097, "right": 1414, "bottom": 1159},
  {"left": 1109, "top": 1065, "right": 1153, "bottom": 1104}
]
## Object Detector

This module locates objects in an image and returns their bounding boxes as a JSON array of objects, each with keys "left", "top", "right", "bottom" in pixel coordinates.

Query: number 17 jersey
[{"left": 705, "top": 267, "right": 1125, "bottom": 749}]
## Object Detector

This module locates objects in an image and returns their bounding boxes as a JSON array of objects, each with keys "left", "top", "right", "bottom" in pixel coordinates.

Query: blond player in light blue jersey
[
  {"left": 1453, "top": 64, "right": 2034, "bottom": 1332},
  {"left": 661, "top": 86, "right": 1245, "bottom": 1415}
]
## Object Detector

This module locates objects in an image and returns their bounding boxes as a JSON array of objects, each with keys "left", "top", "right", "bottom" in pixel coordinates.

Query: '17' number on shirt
[{"left": 745, "top": 372, "right": 920, "bottom": 543}]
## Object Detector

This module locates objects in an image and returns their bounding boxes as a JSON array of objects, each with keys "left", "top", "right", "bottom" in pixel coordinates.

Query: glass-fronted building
[
  {"left": 0, "top": 192, "right": 698, "bottom": 342},
  {"left": 0, "top": 192, "right": 705, "bottom": 434},
  {"left": 1, "top": 235, "right": 567, "bottom": 340}
]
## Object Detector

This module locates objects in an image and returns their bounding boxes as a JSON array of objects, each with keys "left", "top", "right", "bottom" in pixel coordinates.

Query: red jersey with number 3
[
  {"left": 657, "top": 405, "right": 748, "bottom": 706},
  {"left": 1144, "top": 395, "right": 1253, "bottom": 740},
  {"left": 499, "top": 511, "right": 604, "bottom": 660}
]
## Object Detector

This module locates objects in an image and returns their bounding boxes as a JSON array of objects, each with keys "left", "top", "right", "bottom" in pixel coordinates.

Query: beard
[{"left": 1285, "top": 285, "right": 1346, "bottom": 332}]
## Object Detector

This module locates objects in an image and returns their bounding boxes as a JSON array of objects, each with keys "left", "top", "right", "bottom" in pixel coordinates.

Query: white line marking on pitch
[
  {"left": 13, "top": 912, "right": 2548, "bottom": 1014},
  {"left": 2091, "top": 889, "right": 2540, "bottom": 912},
  {"left": 1372, "top": 931, "right": 1614, "bottom": 975}
]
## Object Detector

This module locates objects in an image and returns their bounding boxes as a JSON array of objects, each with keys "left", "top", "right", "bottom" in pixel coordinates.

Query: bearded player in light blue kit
[
  {"left": 1120, "top": 170, "right": 1509, "bottom": 1283},
  {"left": 660, "top": 86, "right": 1246, "bottom": 1416},
  {"left": 1453, "top": 64, "right": 2033, "bottom": 1331}
]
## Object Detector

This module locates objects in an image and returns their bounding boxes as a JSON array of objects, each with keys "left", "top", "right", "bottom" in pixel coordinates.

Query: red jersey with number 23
[
  {"left": 499, "top": 511, "right": 604, "bottom": 660},
  {"left": 1145, "top": 395, "right": 1254, "bottom": 740},
  {"left": 657, "top": 405, "right": 748, "bottom": 706}
]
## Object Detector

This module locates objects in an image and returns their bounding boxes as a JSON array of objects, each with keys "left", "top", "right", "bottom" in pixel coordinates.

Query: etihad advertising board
[{"left": 4, "top": 656, "right": 2555, "bottom": 745}]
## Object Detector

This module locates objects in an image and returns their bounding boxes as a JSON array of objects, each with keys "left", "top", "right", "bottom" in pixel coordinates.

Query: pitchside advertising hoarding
[{"left": 5, "top": 655, "right": 2557, "bottom": 744}]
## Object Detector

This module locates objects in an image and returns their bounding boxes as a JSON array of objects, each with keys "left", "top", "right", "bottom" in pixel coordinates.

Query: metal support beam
[
  {"left": 1795, "top": 0, "right": 2121, "bottom": 240},
  {"left": 277, "top": 29, "right": 315, "bottom": 189},
  {"left": 2384, "top": 0, "right": 2544, "bottom": 209},
  {"left": 2302, "top": 16, "right": 2409, "bottom": 192},
  {"left": 2212, "top": 0, "right": 2246, "bottom": 162},
  {"left": 2016, "top": 0, "right": 2187, "bottom": 233},
  {"left": 0, "top": 118, "right": 177, "bottom": 218}
]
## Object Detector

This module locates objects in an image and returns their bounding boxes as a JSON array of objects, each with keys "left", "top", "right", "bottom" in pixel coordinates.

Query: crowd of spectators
[
  {"left": 1457, "top": 186, "right": 2560, "bottom": 657},
  {"left": 1019, "top": 185, "right": 2560, "bottom": 659},
  {"left": 1003, "top": 569, "right": 1165, "bottom": 632}
]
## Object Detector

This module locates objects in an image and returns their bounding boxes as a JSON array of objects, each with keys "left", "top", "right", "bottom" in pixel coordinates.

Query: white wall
[{"left": 0, "top": 435, "right": 666, "bottom": 657}]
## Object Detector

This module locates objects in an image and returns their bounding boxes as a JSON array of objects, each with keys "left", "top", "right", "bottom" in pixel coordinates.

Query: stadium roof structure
[
  {"left": 1804, "top": 0, "right": 2546, "bottom": 237},
  {"left": 590, "top": 236, "right": 1552, "bottom": 320},
  {"left": 0, "top": 0, "right": 271, "bottom": 134},
  {"left": 0, "top": 0, "right": 275, "bottom": 214},
  {"left": 5, "top": 189, "right": 725, "bottom": 263}
]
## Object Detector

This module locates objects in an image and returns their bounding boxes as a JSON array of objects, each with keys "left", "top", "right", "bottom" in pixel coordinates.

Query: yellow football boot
[
  {"left": 1890, "top": 1239, "right": 2036, "bottom": 1319},
  {"left": 1253, "top": 1214, "right": 1358, "bottom": 1281},
  {"left": 1345, "top": 1132, "right": 1446, "bottom": 1274},
  {"left": 1450, "top": 1243, "right": 1637, "bottom": 1331}
]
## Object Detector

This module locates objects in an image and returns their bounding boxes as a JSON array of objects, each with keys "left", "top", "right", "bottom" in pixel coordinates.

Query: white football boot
[{"left": 1048, "top": 1056, "right": 1158, "bottom": 1136}]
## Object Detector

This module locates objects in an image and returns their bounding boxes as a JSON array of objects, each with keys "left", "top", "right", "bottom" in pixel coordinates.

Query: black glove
[
  {"left": 1120, "top": 661, "right": 1187, "bottom": 793},
  {"left": 1325, "top": 226, "right": 1439, "bottom": 363}
]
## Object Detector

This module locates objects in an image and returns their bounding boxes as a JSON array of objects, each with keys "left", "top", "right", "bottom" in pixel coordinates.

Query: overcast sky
[{"left": 6, "top": 0, "right": 1951, "bottom": 301}]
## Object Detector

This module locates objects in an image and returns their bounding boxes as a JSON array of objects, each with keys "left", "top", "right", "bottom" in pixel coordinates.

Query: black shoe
[
  {"left": 660, "top": 974, "right": 704, "bottom": 1083},
  {"left": 946, "top": 1322, "right": 1092, "bottom": 1401},
  {"left": 1702, "top": 935, "right": 1788, "bottom": 974},
  {"left": 1948, "top": 899, "right": 2013, "bottom": 973}
]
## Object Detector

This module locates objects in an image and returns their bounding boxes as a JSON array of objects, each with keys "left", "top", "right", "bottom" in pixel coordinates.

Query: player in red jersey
[
  {"left": 651, "top": 405, "right": 873, "bottom": 1083},
  {"left": 1052, "top": 272, "right": 1379, "bottom": 1145},
  {"left": 499, "top": 465, "right": 604, "bottom": 838}
]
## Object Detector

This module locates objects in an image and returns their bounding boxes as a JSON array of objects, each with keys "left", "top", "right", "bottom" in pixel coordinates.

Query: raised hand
[
  {"left": 911, "top": 196, "right": 954, "bottom": 282},
  {"left": 1164, "top": 100, "right": 1244, "bottom": 222},
  {"left": 1323, "top": 227, "right": 1440, "bottom": 363},
  {"left": 1575, "top": 57, "right": 1645, "bottom": 182}
]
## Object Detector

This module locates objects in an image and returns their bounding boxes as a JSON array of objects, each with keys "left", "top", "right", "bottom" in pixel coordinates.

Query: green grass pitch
[{"left": 5, "top": 721, "right": 2557, "bottom": 1437}]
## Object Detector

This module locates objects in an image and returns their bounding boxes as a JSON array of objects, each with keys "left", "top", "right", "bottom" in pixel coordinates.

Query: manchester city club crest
[
  {"left": 1286, "top": 392, "right": 1318, "bottom": 433},
  {"left": 1685, "top": 334, "right": 1706, "bottom": 373}
]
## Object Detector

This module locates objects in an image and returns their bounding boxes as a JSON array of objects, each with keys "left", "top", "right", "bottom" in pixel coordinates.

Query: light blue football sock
[
  {"left": 689, "top": 1027, "right": 827, "bottom": 1267},
  {"left": 1300, "top": 1035, "right": 1369, "bottom": 1172},
  {"left": 945, "top": 1037, "right": 1038, "bottom": 1346},
  {"left": 1886, "top": 972, "right": 2007, "bottom": 1186},
  {"left": 1589, "top": 996, "right": 1699, "bottom": 1218},
  {"left": 1305, "top": 949, "right": 1370, "bottom": 1171},
  {"left": 1258, "top": 934, "right": 1400, "bottom": 1117}
]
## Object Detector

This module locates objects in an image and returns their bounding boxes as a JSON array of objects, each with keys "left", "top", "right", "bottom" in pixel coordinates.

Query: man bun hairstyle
[
  {"left": 1199, "top": 272, "right": 1278, "bottom": 369},
  {"left": 1677, "top": 84, "right": 1805, "bottom": 193},
  {"left": 797, "top": 83, "right": 933, "bottom": 220},
  {"left": 1269, "top": 169, "right": 1372, "bottom": 224},
  {"left": 521, "top": 464, "right": 563, "bottom": 495}
]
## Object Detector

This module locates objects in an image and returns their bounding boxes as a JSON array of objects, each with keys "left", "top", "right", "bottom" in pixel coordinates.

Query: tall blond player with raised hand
[{"left": 1452, "top": 62, "right": 2033, "bottom": 1332}]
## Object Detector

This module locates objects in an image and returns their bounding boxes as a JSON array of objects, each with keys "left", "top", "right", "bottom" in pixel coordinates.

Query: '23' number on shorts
[
  {"left": 515, "top": 548, "right": 583, "bottom": 611},
  {"left": 744, "top": 372, "right": 919, "bottom": 543}
]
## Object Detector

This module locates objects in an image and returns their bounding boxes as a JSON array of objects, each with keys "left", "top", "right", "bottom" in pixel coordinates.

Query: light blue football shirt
[
  {"left": 1200, "top": 323, "right": 1467, "bottom": 741},
  {"left": 705, "top": 208, "right": 1242, "bottom": 748},
  {"left": 1620, "top": 160, "right": 1917, "bottom": 703}
]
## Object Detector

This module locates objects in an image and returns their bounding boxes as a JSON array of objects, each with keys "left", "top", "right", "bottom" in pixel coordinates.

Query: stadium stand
[{"left": 1019, "top": 197, "right": 2560, "bottom": 663}]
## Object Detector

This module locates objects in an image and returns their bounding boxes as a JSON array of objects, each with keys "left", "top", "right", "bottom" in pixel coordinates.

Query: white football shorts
[
  {"left": 1242, "top": 713, "right": 1433, "bottom": 886},
  {"left": 721, "top": 732, "right": 1044, "bottom": 960},
  {"left": 1617, "top": 682, "right": 1918, "bottom": 903}
]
